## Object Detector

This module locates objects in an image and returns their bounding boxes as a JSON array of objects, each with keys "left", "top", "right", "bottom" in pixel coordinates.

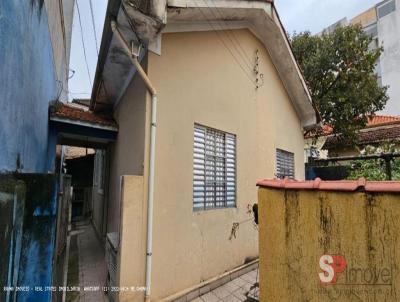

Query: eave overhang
[
  {"left": 49, "top": 102, "right": 118, "bottom": 148},
  {"left": 90, "top": 0, "right": 165, "bottom": 112},
  {"left": 91, "top": 0, "right": 317, "bottom": 129}
]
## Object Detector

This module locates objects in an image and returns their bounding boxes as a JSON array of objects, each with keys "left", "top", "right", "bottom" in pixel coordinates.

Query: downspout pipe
[{"left": 111, "top": 20, "right": 157, "bottom": 302}]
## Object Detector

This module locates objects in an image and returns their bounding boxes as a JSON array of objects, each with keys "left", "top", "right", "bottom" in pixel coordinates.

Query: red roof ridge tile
[
  {"left": 257, "top": 178, "right": 400, "bottom": 193},
  {"left": 307, "top": 115, "right": 400, "bottom": 139}
]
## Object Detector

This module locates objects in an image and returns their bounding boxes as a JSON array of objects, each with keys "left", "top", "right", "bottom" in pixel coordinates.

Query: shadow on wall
[{"left": 30, "top": 0, "right": 45, "bottom": 12}]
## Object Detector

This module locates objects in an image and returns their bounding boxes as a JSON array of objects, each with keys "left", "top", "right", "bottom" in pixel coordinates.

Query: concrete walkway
[
  {"left": 190, "top": 268, "right": 259, "bottom": 302},
  {"left": 67, "top": 221, "right": 108, "bottom": 302},
  {"left": 67, "top": 221, "right": 259, "bottom": 302}
]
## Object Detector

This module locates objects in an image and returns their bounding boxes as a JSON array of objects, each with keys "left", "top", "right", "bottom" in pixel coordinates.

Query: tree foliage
[
  {"left": 291, "top": 25, "right": 389, "bottom": 142},
  {"left": 347, "top": 144, "right": 400, "bottom": 181}
]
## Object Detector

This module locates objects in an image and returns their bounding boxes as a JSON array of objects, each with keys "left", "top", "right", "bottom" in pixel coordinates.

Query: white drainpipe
[{"left": 111, "top": 20, "right": 157, "bottom": 302}]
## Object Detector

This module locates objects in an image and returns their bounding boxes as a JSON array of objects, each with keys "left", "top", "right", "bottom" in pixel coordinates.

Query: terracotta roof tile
[
  {"left": 326, "top": 125, "right": 400, "bottom": 146},
  {"left": 366, "top": 115, "right": 400, "bottom": 127},
  {"left": 310, "top": 115, "right": 400, "bottom": 138},
  {"left": 257, "top": 178, "right": 400, "bottom": 193},
  {"left": 50, "top": 102, "right": 117, "bottom": 130}
]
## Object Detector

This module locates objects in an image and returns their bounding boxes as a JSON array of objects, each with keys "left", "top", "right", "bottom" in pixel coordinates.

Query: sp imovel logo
[
  {"left": 319, "top": 255, "right": 347, "bottom": 284},
  {"left": 318, "top": 254, "right": 392, "bottom": 286}
]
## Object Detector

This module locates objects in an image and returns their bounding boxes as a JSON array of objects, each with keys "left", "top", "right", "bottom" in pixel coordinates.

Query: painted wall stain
[
  {"left": 0, "top": 174, "right": 57, "bottom": 302},
  {"left": 30, "top": 0, "right": 45, "bottom": 14},
  {"left": 15, "top": 174, "right": 58, "bottom": 302},
  {"left": 319, "top": 195, "right": 334, "bottom": 252}
]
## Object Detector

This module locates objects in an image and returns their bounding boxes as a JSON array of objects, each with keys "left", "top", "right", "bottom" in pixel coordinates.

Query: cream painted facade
[{"left": 107, "top": 29, "right": 307, "bottom": 301}]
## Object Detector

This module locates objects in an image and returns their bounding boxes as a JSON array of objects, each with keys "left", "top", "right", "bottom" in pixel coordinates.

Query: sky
[
  {"left": 68, "top": 0, "right": 382, "bottom": 101},
  {"left": 275, "top": 0, "right": 381, "bottom": 34},
  {"left": 68, "top": 0, "right": 107, "bottom": 100}
]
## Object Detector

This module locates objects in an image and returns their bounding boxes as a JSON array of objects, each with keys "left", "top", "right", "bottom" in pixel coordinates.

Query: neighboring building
[
  {"left": 0, "top": 0, "right": 75, "bottom": 172},
  {"left": 90, "top": 0, "right": 317, "bottom": 301},
  {"left": 305, "top": 115, "right": 400, "bottom": 160},
  {"left": 321, "top": 0, "right": 400, "bottom": 115},
  {"left": 324, "top": 115, "right": 400, "bottom": 157},
  {"left": 0, "top": 1, "right": 76, "bottom": 301}
]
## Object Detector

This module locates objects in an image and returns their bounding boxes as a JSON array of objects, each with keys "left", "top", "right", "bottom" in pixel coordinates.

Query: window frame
[
  {"left": 276, "top": 148, "right": 295, "bottom": 179},
  {"left": 193, "top": 124, "right": 237, "bottom": 211},
  {"left": 377, "top": 0, "right": 396, "bottom": 19}
]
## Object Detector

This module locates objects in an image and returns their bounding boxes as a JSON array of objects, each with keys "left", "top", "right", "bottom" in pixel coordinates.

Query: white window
[
  {"left": 276, "top": 149, "right": 295, "bottom": 179},
  {"left": 377, "top": 0, "right": 396, "bottom": 19},
  {"left": 364, "top": 23, "right": 378, "bottom": 39},
  {"left": 193, "top": 124, "right": 236, "bottom": 211}
]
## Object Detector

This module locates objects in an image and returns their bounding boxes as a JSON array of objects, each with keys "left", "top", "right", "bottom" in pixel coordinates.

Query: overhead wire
[
  {"left": 195, "top": 2, "right": 257, "bottom": 87},
  {"left": 205, "top": 0, "right": 254, "bottom": 71},
  {"left": 89, "top": 0, "right": 99, "bottom": 56},
  {"left": 205, "top": 0, "right": 264, "bottom": 89},
  {"left": 76, "top": 0, "right": 93, "bottom": 86}
]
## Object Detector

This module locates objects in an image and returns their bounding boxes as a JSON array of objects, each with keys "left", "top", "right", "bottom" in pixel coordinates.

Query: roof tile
[
  {"left": 257, "top": 178, "right": 400, "bottom": 193},
  {"left": 326, "top": 125, "right": 400, "bottom": 146},
  {"left": 311, "top": 115, "right": 400, "bottom": 137},
  {"left": 50, "top": 102, "right": 117, "bottom": 129}
]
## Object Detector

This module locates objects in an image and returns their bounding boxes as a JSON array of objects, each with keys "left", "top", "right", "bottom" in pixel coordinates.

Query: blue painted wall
[
  {"left": 0, "top": 0, "right": 59, "bottom": 173},
  {"left": 15, "top": 174, "right": 58, "bottom": 302}
]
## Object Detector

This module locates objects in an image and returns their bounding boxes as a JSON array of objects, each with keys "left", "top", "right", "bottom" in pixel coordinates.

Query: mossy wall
[{"left": 259, "top": 188, "right": 400, "bottom": 301}]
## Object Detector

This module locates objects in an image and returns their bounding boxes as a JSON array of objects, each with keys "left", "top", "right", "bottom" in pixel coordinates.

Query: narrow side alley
[{"left": 67, "top": 221, "right": 107, "bottom": 302}]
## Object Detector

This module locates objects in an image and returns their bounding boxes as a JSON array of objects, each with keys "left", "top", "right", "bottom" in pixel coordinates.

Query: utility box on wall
[{"left": 257, "top": 178, "right": 400, "bottom": 301}]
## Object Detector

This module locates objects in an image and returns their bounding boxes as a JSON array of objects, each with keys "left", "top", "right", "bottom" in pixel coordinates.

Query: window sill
[{"left": 193, "top": 206, "right": 237, "bottom": 214}]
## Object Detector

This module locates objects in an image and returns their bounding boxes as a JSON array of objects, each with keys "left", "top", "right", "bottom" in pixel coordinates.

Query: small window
[
  {"left": 193, "top": 124, "right": 236, "bottom": 211},
  {"left": 377, "top": 0, "right": 396, "bottom": 19},
  {"left": 276, "top": 149, "right": 295, "bottom": 179},
  {"left": 364, "top": 23, "right": 378, "bottom": 38}
]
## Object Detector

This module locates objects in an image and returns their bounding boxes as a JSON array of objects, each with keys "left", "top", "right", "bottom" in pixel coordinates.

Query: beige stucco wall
[
  {"left": 350, "top": 7, "right": 377, "bottom": 27},
  {"left": 138, "top": 29, "right": 306, "bottom": 300},
  {"left": 107, "top": 59, "right": 149, "bottom": 234}
]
